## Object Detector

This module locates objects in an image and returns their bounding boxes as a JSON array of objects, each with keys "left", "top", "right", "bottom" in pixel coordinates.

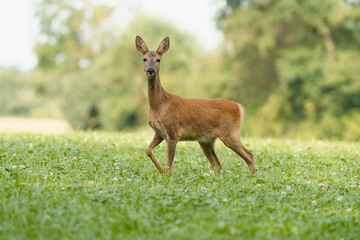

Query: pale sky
[{"left": 0, "top": 0, "right": 224, "bottom": 70}]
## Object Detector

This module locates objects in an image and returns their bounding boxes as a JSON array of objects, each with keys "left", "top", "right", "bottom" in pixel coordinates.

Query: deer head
[{"left": 135, "top": 35, "right": 170, "bottom": 77}]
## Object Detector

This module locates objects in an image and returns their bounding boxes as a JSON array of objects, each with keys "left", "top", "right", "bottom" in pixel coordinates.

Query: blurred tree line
[
  {"left": 0, "top": 0, "right": 359, "bottom": 141},
  {"left": 216, "top": 0, "right": 360, "bottom": 140}
]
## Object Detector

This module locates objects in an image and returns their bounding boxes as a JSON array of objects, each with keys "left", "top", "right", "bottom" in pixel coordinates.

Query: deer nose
[{"left": 146, "top": 68, "right": 155, "bottom": 76}]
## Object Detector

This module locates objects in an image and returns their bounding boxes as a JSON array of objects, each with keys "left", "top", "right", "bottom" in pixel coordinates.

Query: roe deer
[{"left": 135, "top": 35, "right": 256, "bottom": 174}]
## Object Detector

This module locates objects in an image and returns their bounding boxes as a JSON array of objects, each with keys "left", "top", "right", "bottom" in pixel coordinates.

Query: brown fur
[{"left": 135, "top": 35, "right": 255, "bottom": 174}]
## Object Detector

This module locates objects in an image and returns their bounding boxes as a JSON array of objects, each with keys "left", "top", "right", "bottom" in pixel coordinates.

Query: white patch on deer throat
[{"left": 147, "top": 72, "right": 155, "bottom": 77}]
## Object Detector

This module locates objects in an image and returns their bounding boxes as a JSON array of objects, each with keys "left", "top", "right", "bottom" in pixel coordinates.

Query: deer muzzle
[{"left": 146, "top": 68, "right": 155, "bottom": 77}]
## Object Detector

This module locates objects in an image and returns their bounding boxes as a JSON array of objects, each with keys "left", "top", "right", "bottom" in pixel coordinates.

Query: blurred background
[{"left": 0, "top": 0, "right": 359, "bottom": 140}]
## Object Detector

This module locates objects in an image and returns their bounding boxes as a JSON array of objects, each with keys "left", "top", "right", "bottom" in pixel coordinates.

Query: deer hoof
[
  {"left": 214, "top": 165, "right": 222, "bottom": 174},
  {"left": 161, "top": 166, "right": 172, "bottom": 174}
]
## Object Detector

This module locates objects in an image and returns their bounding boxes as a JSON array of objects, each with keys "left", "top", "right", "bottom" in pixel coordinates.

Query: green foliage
[
  {"left": 2, "top": 0, "right": 360, "bottom": 140},
  {"left": 218, "top": 0, "right": 360, "bottom": 140},
  {"left": 0, "top": 68, "right": 58, "bottom": 118},
  {"left": 53, "top": 69, "right": 104, "bottom": 129},
  {"left": 34, "top": 0, "right": 113, "bottom": 71},
  {"left": 34, "top": 0, "right": 202, "bottom": 130},
  {"left": 1, "top": 131, "right": 360, "bottom": 239},
  {"left": 0, "top": 69, "right": 27, "bottom": 115}
]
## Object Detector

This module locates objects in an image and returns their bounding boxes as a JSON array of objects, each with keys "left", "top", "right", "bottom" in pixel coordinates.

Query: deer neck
[{"left": 147, "top": 74, "right": 167, "bottom": 110}]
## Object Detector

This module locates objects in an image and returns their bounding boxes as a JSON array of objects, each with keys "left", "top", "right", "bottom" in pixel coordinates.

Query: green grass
[{"left": 1, "top": 131, "right": 360, "bottom": 240}]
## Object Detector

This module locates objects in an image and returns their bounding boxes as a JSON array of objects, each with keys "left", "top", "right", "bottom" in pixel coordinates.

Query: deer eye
[
  {"left": 143, "top": 58, "right": 147, "bottom": 62},
  {"left": 156, "top": 59, "right": 161, "bottom": 63}
]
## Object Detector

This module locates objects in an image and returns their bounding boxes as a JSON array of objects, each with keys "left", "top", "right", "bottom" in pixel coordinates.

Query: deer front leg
[
  {"left": 162, "top": 139, "right": 178, "bottom": 174},
  {"left": 146, "top": 134, "right": 164, "bottom": 172}
]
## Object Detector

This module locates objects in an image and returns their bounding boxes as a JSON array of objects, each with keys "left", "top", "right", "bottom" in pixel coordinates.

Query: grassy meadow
[{"left": 1, "top": 131, "right": 359, "bottom": 239}]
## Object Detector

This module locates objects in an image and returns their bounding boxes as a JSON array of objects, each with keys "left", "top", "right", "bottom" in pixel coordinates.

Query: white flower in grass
[
  {"left": 347, "top": 208, "right": 352, "bottom": 212},
  {"left": 223, "top": 198, "right": 228, "bottom": 202},
  {"left": 286, "top": 186, "right": 291, "bottom": 191},
  {"left": 281, "top": 192, "right": 286, "bottom": 196},
  {"left": 256, "top": 184, "right": 261, "bottom": 188},
  {"left": 332, "top": 172, "right": 336, "bottom": 176},
  {"left": 209, "top": 171, "right": 214, "bottom": 175},
  {"left": 126, "top": 178, "right": 131, "bottom": 182},
  {"left": 88, "top": 181, "right": 93, "bottom": 184},
  {"left": 337, "top": 196, "right": 344, "bottom": 202},
  {"left": 312, "top": 201, "right": 317, "bottom": 206},
  {"left": 201, "top": 187, "right": 206, "bottom": 190},
  {"left": 113, "top": 177, "right": 118, "bottom": 181},
  {"left": 350, "top": 185, "right": 357, "bottom": 189},
  {"left": 13, "top": 154, "right": 16, "bottom": 158},
  {"left": 319, "top": 183, "right": 324, "bottom": 188},
  {"left": 203, "top": 173, "right": 210, "bottom": 177},
  {"left": 12, "top": 165, "right": 17, "bottom": 169},
  {"left": 311, "top": 165, "right": 315, "bottom": 169},
  {"left": 49, "top": 172, "right": 54, "bottom": 176},
  {"left": 99, "top": 190, "right": 104, "bottom": 194},
  {"left": 19, "top": 165, "right": 25, "bottom": 169}
]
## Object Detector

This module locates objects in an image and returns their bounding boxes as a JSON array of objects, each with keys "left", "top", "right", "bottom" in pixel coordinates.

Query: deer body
[
  {"left": 136, "top": 36, "right": 256, "bottom": 174},
  {"left": 149, "top": 94, "right": 242, "bottom": 142}
]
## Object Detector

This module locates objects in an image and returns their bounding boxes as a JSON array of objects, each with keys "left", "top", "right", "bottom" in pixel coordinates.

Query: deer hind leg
[
  {"left": 146, "top": 133, "right": 164, "bottom": 172},
  {"left": 198, "top": 139, "right": 222, "bottom": 173},
  {"left": 220, "top": 133, "right": 256, "bottom": 174}
]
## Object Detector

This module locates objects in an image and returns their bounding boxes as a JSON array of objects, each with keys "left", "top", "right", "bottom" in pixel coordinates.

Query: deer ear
[
  {"left": 135, "top": 35, "right": 149, "bottom": 55},
  {"left": 157, "top": 36, "right": 170, "bottom": 55}
]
